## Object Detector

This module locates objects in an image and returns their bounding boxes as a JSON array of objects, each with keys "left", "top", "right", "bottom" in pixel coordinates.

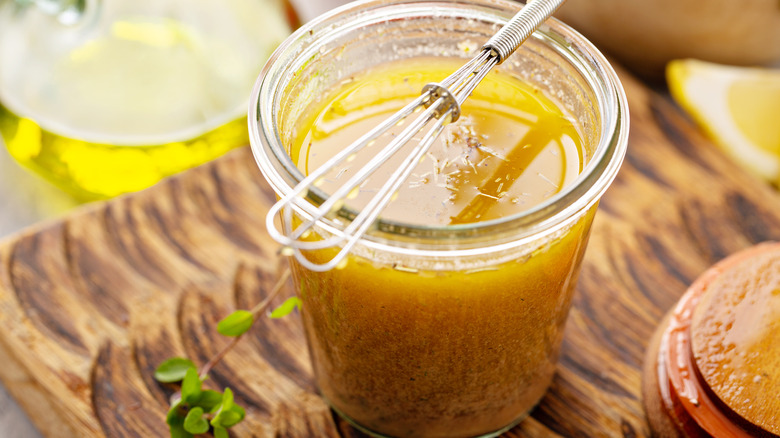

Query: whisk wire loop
[
  {"left": 265, "top": 93, "right": 430, "bottom": 245},
  {"left": 267, "top": 0, "right": 565, "bottom": 271}
]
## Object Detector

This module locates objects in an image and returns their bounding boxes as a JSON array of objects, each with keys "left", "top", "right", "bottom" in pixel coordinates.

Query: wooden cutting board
[{"left": 1, "top": 66, "right": 779, "bottom": 438}]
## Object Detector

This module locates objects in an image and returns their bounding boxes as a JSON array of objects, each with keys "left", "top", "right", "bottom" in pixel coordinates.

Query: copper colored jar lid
[{"left": 643, "top": 242, "right": 780, "bottom": 437}]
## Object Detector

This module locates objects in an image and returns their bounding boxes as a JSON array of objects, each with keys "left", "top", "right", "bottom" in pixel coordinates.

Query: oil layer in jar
[{"left": 291, "top": 57, "right": 585, "bottom": 226}]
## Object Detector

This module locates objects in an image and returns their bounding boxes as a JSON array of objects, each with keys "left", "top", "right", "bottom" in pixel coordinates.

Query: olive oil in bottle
[{"left": 0, "top": 0, "right": 296, "bottom": 200}]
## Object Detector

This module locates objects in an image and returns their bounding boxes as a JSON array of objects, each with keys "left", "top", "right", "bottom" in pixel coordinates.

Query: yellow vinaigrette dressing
[
  {"left": 292, "top": 58, "right": 584, "bottom": 225},
  {"left": 287, "top": 58, "right": 596, "bottom": 437}
]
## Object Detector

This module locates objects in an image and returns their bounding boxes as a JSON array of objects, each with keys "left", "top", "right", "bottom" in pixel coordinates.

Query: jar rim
[{"left": 248, "top": 0, "right": 629, "bottom": 251}]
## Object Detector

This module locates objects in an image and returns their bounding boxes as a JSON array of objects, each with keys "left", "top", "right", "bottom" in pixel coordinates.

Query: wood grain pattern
[{"left": 1, "top": 66, "right": 779, "bottom": 438}]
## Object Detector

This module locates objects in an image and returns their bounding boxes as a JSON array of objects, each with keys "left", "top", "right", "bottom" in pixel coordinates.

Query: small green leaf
[
  {"left": 221, "top": 387, "right": 234, "bottom": 408},
  {"left": 154, "top": 358, "right": 196, "bottom": 383},
  {"left": 226, "top": 403, "right": 246, "bottom": 424},
  {"left": 169, "top": 424, "right": 193, "bottom": 438},
  {"left": 166, "top": 402, "right": 193, "bottom": 438},
  {"left": 166, "top": 403, "right": 183, "bottom": 426},
  {"left": 212, "top": 409, "right": 244, "bottom": 429},
  {"left": 269, "top": 297, "right": 302, "bottom": 319},
  {"left": 214, "top": 426, "right": 229, "bottom": 438},
  {"left": 195, "top": 389, "right": 224, "bottom": 412},
  {"left": 210, "top": 395, "right": 231, "bottom": 428},
  {"left": 217, "top": 310, "right": 254, "bottom": 337},
  {"left": 181, "top": 368, "right": 202, "bottom": 403},
  {"left": 183, "top": 407, "right": 210, "bottom": 434},
  {"left": 211, "top": 388, "right": 245, "bottom": 428}
]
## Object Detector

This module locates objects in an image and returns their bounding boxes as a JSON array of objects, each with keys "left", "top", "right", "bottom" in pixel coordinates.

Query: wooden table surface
[
  {"left": 0, "top": 1, "right": 341, "bottom": 436},
  {"left": 2, "top": 12, "right": 780, "bottom": 438}
]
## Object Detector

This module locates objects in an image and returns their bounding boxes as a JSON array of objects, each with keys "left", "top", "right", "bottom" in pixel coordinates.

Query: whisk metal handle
[{"left": 482, "top": 0, "right": 565, "bottom": 63}]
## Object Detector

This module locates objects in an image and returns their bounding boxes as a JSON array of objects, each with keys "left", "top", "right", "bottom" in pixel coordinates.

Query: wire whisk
[{"left": 266, "top": 0, "right": 566, "bottom": 271}]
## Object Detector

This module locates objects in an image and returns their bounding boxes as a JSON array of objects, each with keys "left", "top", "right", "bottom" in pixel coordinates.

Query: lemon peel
[{"left": 667, "top": 59, "right": 780, "bottom": 184}]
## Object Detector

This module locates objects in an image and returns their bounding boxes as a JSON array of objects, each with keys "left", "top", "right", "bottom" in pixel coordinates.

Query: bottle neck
[{"left": 14, "top": 0, "right": 87, "bottom": 24}]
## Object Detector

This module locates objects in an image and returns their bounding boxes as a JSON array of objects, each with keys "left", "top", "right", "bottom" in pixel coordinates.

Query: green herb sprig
[{"left": 154, "top": 269, "right": 300, "bottom": 437}]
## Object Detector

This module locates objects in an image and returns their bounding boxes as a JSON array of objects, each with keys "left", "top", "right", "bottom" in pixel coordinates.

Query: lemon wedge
[{"left": 667, "top": 59, "right": 780, "bottom": 183}]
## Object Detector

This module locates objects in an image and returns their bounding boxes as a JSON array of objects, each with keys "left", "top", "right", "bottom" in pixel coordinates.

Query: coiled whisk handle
[{"left": 483, "top": 0, "right": 566, "bottom": 63}]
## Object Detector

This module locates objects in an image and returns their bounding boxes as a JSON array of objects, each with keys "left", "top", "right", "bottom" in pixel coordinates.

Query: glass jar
[
  {"left": 249, "top": 0, "right": 629, "bottom": 436},
  {"left": 0, "top": 0, "right": 296, "bottom": 200}
]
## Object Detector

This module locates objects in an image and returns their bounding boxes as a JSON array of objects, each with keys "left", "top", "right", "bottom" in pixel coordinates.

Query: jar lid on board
[{"left": 643, "top": 242, "right": 780, "bottom": 437}]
